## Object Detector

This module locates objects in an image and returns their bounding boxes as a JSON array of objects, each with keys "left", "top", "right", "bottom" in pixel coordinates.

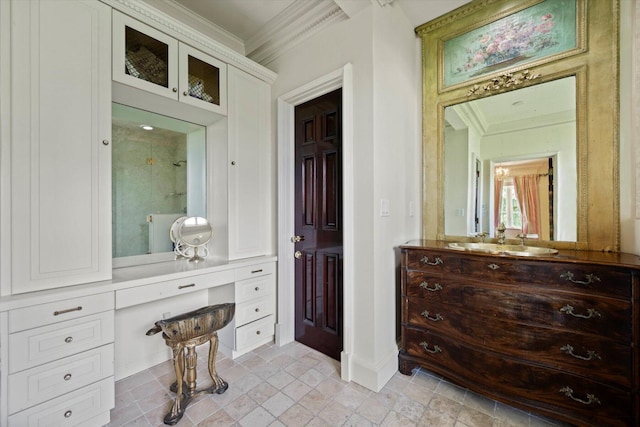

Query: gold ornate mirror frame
[{"left": 416, "top": 0, "right": 619, "bottom": 251}]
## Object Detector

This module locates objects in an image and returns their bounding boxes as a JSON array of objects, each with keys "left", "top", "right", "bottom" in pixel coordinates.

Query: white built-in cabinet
[
  {"left": 8, "top": 0, "right": 112, "bottom": 294},
  {"left": 112, "top": 10, "right": 227, "bottom": 115},
  {"left": 227, "top": 67, "right": 270, "bottom": 259}
]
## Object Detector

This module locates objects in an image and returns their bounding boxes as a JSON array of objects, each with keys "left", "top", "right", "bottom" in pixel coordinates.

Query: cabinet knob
[
  {"left": 172, "top": 87, "right": 178, "bottom": 93},
  {"left": 231, "top": 161, "right": 236, "bottom": 166},
  {"left": 64, "top": 336, "right": 73, "bottom": 343},
  {"left": 255, "top": 308, "right": 260, "bottom": 312},
  {"left": 102, "top": 139, "right": 109, "bottom": 146},
  {"left": 64, "top": 373, "right": 72, "bottom": 381},
  {"left": 64, "top": 410, "right": 72, "bottom": 418},
  {"left": 256, "top": 330, "right": 261, "bottom": 335},
  {"left": 183, "top": 91, "right": 188, "bottom": 96},
  {"left": 254, "top": 286, "right": 260, "bottom": 291}
]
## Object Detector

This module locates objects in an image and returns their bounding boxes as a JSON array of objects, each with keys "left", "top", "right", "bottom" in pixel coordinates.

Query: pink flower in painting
[
  {"left": 536, "top": 20, "right": 555, "bottom": 34},
  {"left": 542, "top": 13, "right": 553, "bottom": 20}
]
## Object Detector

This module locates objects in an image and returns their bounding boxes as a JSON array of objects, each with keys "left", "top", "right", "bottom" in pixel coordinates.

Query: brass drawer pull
[
  {"left": 178, "top": 283, "right": 196, "bottom": 289},
  {"left": 420, "top": 256, "right": 443, "bottom": 266},
  {"left": 419, "top": 281, "right": 442, "bottom": 292},
  {"left": 560, "top": 304, "right": 601, "bottom": 319},
  {"left": 560, "top": 344, "right": 601, "bottom": 361},
  {"left": 420, "top": 310, "right": 443, "bottom": 322},
  {"left": 53, "top": 306, "right": 82, "bottom": 316},
  {"left": 487, "top": 263, "right": 500, "bottom": 270},
  {"left": 559, "top": 387, "right": 601, "bottom": 405},
  {"left": 419, "top": 341, "right": 442, "bottom": 354},
  {"left": 560, "top": 271, "right": 601, "bottom": 285}
]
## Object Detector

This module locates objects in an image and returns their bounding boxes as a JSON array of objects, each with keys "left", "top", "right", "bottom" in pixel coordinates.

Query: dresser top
[{"left": 401, "top": 240, "right": 640, "bottom": 269}]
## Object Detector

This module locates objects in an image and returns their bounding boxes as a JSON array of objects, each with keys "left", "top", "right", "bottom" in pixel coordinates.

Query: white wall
[
  {"left": 620, "top": 0, "right": 639, "bottom": 254},
  {"left": 269, "top": 2, "right": 421, "bottom": 391},
  {"left": 444, "top": 127, "right": 469, "bottom": 235}
]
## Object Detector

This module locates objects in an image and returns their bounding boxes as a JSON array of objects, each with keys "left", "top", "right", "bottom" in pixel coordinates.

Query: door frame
[{"left": 276, "top": 64, "right": 354, "bottom": 381}]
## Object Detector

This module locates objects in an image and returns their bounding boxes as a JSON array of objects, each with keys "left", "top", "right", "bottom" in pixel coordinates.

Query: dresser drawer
[
  {"left": 403, "top": 249, "right": 462, "bottom": 273},
  {"left": 9, "top": 311, "right": 114, "bottom": 373},
  {"left": 403, "top": 298, "right": 632, "bottom": 387},
  {"left": 235, "top": 296, "right": 275, "bottom": 326},
  {"left": 403, "top": 278, "right": 631, "bottom": 342},
  {"left": 460, "top": 257, "right": 632, "bottom": 299},
  {"left": 235, "top": 314, "right": 274, "bottom": 350},
  {"left": 115, "top": 270, "right": 235, "bottom": 309},
  {"left": 235, "top": 274, "right": 274, "bottom": 303},
  {"left": 403, "top": 327, "right": 632, "bottom": 427},
  {"left": 235, "top": 261, "right": 275, "bottom": 281},
  {"left": 8, "top": 344, "right": 114, "bottom": 414},
  {"left": 9, "top": 292, "right": 114, "bottom": 333},
  {"left": 8, "top": 377, "right": 114, "bottom": 427}
]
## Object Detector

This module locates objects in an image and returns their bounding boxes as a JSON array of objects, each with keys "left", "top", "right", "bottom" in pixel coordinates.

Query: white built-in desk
[{"left": 0, "top": 256, "right": 276, "bottom": 427}]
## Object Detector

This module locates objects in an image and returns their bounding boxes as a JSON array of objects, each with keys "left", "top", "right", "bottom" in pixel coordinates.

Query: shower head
[{"left": 173, "top": 160, "right": 187, "bottom": 167}]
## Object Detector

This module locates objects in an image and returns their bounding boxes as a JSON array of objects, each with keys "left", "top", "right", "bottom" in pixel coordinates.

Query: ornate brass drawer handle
[
  {"left": 487, "top": 263, "right": 500, "bottom": 270},
  {"left": 419, "top": 341, "right": 442, "bottom": 354},
  {"left": 560, "top": 271, "right": 601, "bottom": 285},
  {"left": 560, "top": 305, "right": 601, "bottom": 319},
  {"left": 419, "top": 281, "right": 442, "bottom": 292},
  {"left": 560, "top": 344, "right": 601, "bottom": 361},
  {"left": 420, "top": 256, "right": 443, "bottom": 266},
  {"left": 559, "top": 387, "right": 601, "bottom": 405},
  {"left": 420, "top": 310, "right": 443, "bottom": 322}
]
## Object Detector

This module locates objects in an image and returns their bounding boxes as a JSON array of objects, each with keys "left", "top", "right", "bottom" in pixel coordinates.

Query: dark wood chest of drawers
[{"left": 399, "top": 241, "right": 640, "bottom": 427}]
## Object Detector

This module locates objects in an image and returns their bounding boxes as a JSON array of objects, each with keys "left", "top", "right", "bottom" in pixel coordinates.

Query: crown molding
[
  {"left": 102, "top": 0, "right": 277, "bottom": 84},
  {"left": 245, "top": 0, "right": 348, "bottom": 66},
  {"left": 139, "top": 0, "right": 246, "bottom": 55}
]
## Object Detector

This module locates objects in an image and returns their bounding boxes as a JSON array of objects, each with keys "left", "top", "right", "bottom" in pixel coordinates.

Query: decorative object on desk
[
  {"left": 146, "top": 303, "right": 235, "bottom": 425},
  {"left": 170, "top": 216, "right": 211, "bottom": 262}
]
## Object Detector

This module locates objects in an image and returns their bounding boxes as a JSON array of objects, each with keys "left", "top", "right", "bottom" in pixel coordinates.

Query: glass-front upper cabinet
[{"left": 113, "top": 10, "right": 227, "bottom": 115}]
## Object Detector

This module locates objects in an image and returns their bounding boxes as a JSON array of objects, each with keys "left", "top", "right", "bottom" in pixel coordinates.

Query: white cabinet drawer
[
  {"left": 9, "top": 292, "right": 114, "bottom": 333},
  {"left": 235, "top": 262, "right": 274, "bottom": 281},
  {"left": 9, "top": 311, "right": 114, "bottom": 373},
  {"left": 235, "top": 296, "right": 275, "bottom": 327},
  {"left": 235, "top": 274, "right": 274, "bottom": 303},
  {"left": 8, "top": 377, "right": 114, "bottom": 427},
  {"left": 116, "top": 270, "right": 235, "bottom": 309},
  {"left": 236, "top": 315, "right": 274, "bottom": 350},
  {"left": 8, "top": 344, "right": 114, "bottom": 414}
]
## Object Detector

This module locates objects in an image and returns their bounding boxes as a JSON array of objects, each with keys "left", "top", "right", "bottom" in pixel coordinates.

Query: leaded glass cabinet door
[
  {"left": 179, "top": 43, "right": 227, "bottom": 115},
  {"left": 112, "top": 10, "right": 178, "bottom": 99}
]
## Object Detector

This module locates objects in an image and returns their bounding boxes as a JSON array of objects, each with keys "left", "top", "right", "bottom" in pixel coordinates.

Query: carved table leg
[
  {"left": 164, "top": 343, "right": 186, "bottom": 425},
  {"left": 205, "top": 333, "right": 228, "bottom": 394}
]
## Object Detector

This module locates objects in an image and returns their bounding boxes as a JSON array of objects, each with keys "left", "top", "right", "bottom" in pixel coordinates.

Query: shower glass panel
[{"left": 112, "top": 103, "right": 206, "bottom": 260}]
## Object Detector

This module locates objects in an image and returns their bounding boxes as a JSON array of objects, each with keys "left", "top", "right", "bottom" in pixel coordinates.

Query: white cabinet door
[
  {"left": 178, "top": 43, "right": 227, "bottom": 115},
  {"left": 10, "top": 0, "right": 112, "bottom": 293},
  {"left": 112, "top": 10, "right": 179, "bottom": 99},
  {"left": 227, "top": 67, "right": 270, "bottom": 259}
]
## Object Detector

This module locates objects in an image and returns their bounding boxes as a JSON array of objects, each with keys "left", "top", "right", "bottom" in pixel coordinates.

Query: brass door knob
[
  {"left": 294, "top": 251, "right": 302, "bottom": 259},
  {"left": 291, "top": 235, "right": 305, "bottom": 243}
]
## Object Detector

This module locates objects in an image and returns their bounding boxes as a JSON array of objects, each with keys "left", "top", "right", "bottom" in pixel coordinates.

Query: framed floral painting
[{"left": 441, "top": 0, "right": 583, "bottom": 90}]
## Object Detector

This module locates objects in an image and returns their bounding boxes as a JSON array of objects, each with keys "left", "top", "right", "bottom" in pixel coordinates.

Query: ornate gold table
[{"left": 146, "top": 303, "right": 235, "bottom": 425}]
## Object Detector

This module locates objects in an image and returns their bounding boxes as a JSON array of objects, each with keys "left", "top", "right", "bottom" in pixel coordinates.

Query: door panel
[{"left": 294, "top": 89, "right": 343, "bottom": 360}]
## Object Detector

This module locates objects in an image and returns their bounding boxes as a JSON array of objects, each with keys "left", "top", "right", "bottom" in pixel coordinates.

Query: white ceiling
[{"left": 153, "top": 0, "right": 471, "bottom": 65}]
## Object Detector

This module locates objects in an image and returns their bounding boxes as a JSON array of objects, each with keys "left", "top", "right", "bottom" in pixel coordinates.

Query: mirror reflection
[
  {"left": 112, "top": 103, "right": 206, "bottom": 260},
  {"left": 444, "top": 76, "right": 576, "bottom": 242}
]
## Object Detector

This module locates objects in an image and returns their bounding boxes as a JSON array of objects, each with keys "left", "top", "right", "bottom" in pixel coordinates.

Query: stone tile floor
[{"left": 108, "top": 341, "right": 573, "bottom": 426}]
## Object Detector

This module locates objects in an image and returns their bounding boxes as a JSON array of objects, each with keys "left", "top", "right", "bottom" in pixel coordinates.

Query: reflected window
[{"left": 499, "top": 179, "right": 522, "bottom": 229}]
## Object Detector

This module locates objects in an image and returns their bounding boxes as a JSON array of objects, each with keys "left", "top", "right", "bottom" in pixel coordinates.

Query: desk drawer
[
  {"left": 8, "top": 344, "right": 114, "bottom": 414},
  {"left": 236, "top": 315, "right": 274, "bottom": 350},
  {"left": 9, "top": 292, "right": 114, "bottom": 333},
  {"left": 235, "top": 296, "right": 274, "bottom": 326},
  {"left": 235, "top": 274, "right": 274, "bottom": 303},
  {"left": 235, "top": 262, "right": 275, "bottom": 281},
  {"left": 115, "top": 270, "right": 235, "bottom": 309},
  {"left": 8, "top": 377, "right": 114, "bottom": 427},
  {"left": 9, "top": 311, "right": 114, "bottom": 373}
]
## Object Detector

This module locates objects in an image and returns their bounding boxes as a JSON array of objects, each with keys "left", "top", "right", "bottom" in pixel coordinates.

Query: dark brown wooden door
[{"left": 294, "top": 89, "right": 343, "bottom": 360}]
